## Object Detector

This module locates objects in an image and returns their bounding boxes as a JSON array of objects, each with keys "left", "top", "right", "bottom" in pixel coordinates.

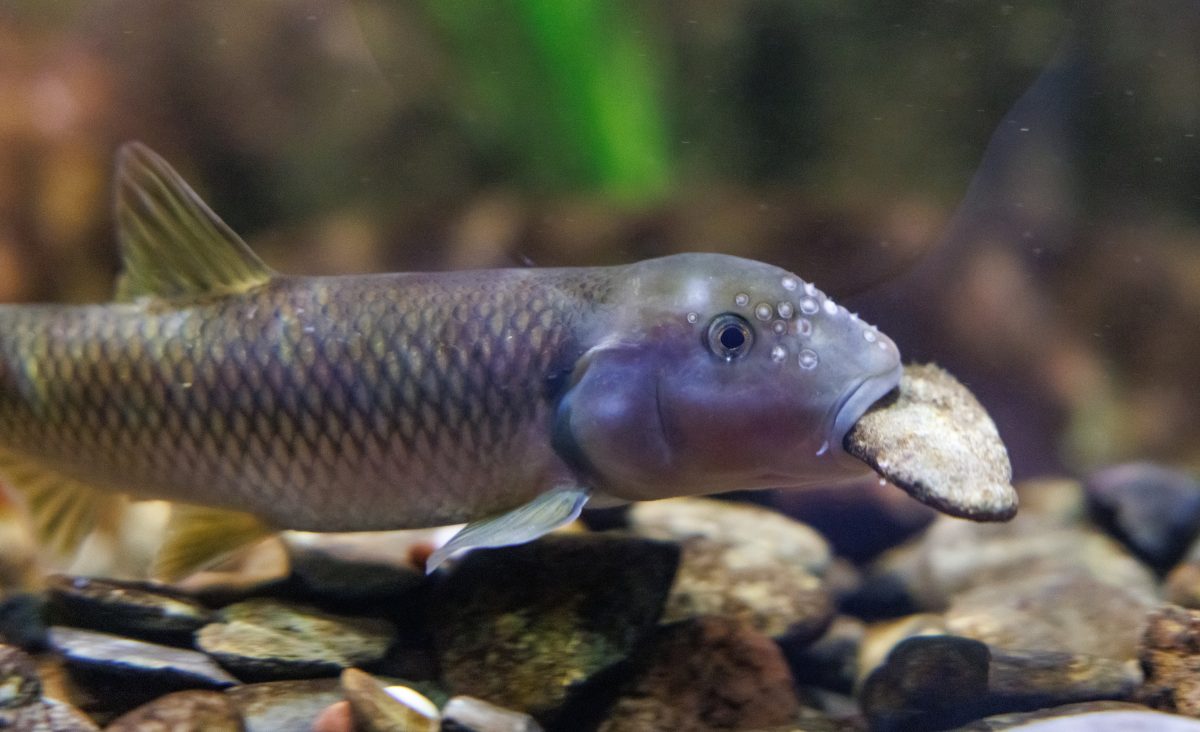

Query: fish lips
[{"left": 830, "top": 362, "right": 904, "bottom": 456}]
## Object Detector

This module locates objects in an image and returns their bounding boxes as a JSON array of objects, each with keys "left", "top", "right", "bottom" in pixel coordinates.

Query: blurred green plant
[{"left": 418, "top": 0, "right": 673, "bottom": 200}]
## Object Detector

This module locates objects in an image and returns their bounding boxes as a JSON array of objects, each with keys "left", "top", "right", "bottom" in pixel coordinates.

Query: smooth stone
[
  {"left": 0, "top": 643, "right": 41, "bottom": 708},
  {"left": 0, "top": 592, "right": 49, "bottom": 651},
  {"left": 341, "top": 668, "right": 439, "bottom": 732},
  {"left": 862, "top": 635, "right": 1141, "bottom": 731},
  {"left": 197, "top": 598, "right": 395, "bottom": 680},
  {"left": 430, "top": 533, "right": 678, "bottom": 721},
  {"left": 312, "top": 701, "right": 353, "bottom": 732},
  {"left": 0, "top": 698, "right": 99, "bottom": 731},
  {"left": 1085, "top": 463, "right": 1200, "bottom": 571},
  {"left": 785, "top": 616, "right": 863, "bottom": 693},
  {"left": 284, "top": 532, "right": 426, "bottom": 601},
  {"left": 944, "top": 570, "right": 1152, "bottom": 663},
  {"left": 961, "top": 702, "right": 1200, "bottom": 731},
  {"left": 103, "top": 690, "right": 243, "bottom": 731},
  {"left": 48, "top": 626, "right": 237, "bottom": 713},
  {"left": 857, "top": 614, "right": 948, "bottom": 685},
  {"left": 442, "top": 696, "right": 544, "bottom": 732},
  {"left": 46, "top": 575, "right": 212, "bottom": 646},
  {"left": 628, "top": 499, "right": 834, "bottom": 642},
  {"left": 869, "top": 510, "right": 1158, "bottom": 610},
  {"left": 845, "top": 363, "right": 1016, "bottom": 521},
  {"left": 599, "top": 616, "right": 800, "bottom": 732},
  {"left": 225, "top": 678, "right": 342, "bottom": 732}
]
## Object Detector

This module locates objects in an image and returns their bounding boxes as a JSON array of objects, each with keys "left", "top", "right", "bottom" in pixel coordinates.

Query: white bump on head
[
  {"left": 822, "top": 299, "right": 838, "bottom": 316},
  {"left": 686, "top": 312, "right": 699, "bottom": 324},
  {"left": 770, "top": 345, "right": 787, "bottom": 362},
  {"left": 796, "top": 318, "right": 813, "bottom": 336},
  {"left": 850, "top": 312, "right": 859, "bottom": 322},
  {"left": 754, "top": 303, "right": 773, "bottom": 321},
  {"left": 734, "top": 293, "right": 750, "bottom": 307},
  {"left": 782, "top": 276, "right": 798, "bottom": 291},
  {"left": 777, "top": 302, "right": 794, "bottom": 319},
  {"left": 798, "top": 348, "right": 819, "bottom": 369},
  {"left": 878, "top": 340, "right": 889, "bottom": 350},
  {"left": 864, "top": 330, "right": 877, "bottom": 343},
  {"left": 799, "top": 297, "right": 819, "bottom": 315},
  {"left": 772, "top": 321, "right": 787, "bottom": 335},
  {"left": 804, "top": 282, "right": 817, "bottom": 297}
]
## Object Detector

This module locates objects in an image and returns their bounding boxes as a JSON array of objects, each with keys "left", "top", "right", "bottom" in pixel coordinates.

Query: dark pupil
[{"left": 719, "top": 325, "right": 745, "bottom": 351}]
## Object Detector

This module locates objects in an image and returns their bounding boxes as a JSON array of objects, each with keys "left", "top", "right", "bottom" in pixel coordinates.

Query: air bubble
[
  {"left": 772, "top": 321, "right": 787, "bottom": 335},
  {"left": 754, "top": 303, "right": 773, "bottom": 321},
  {"left": 777, "top": 302, "right": 794, "bottom": 319},
  {"left": 686, "top": 312, "right": 699, "bottom": 324},
  {"left": 799, "top": 297, "right": 819, "bottom": 315},
  {"left": 798, "top": 348, "right": 819, "bottom": 369},
  {"left": 823, "top": 299, "right": 838, "bottom": 316},
  {"left": 734, "top": 293, "right": 750, "bottom": 307},
  {"left": 864, "top": 330, "right": 877, "bottom": 343},
  {"left": 781, "top": 276, "right": 798, "bottom": 291},
  {"left": 796, "top": 318, "right": 813, "bottom": 336},
  {"left": 770, "top": 345, "right": 787, "bottom": 362}
]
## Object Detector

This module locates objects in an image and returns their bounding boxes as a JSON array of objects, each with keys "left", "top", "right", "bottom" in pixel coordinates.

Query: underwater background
[{"left": 2, "top": 2, "right": 1200, "bottom": 731}]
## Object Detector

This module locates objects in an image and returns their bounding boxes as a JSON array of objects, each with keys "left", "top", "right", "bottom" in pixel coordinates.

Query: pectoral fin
[
  {"left": 153, "top": 504, "right": 275, "bottom": 582},
  {"left": 0, "top": 449, "right": 125, "bottom": 559},
  {"left": 425, "top": 486, "right": 591, "bottom": 573}
]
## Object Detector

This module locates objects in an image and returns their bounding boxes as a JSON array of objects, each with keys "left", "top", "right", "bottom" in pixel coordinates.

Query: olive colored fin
[
  {"left": 425, "top": 485, "right": 590, "bottom": 573},
  {"left": 153, "top": 504, "right": 274, "bottom": 582},
  {"left": 0, "top": 450, "right": 125, "bottom": 559},
  {"left": 113, "top": 141, "right": 275, "bottom": 302}
]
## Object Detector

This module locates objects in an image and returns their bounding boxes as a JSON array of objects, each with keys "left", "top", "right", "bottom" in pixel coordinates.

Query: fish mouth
[{"left": 830, "top": 362, "right": 904, "bottom": 449}]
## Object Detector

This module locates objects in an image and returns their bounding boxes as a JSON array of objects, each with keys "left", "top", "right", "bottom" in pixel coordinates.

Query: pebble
[
  {"left": 0, "top": 698, "right": 99, "bottom": 731},
  {"left": 225, "top": 678, "right": 342, "bottom": 732},
  {"left": 103, "top": 690, "right": 243, "bottom": 731},
  {"left": 48, "top": 626, "right": 237, "bottom": 713},
  {"left": 628, "top": 499, "right": 834, "bottom": 641},
  {"left": 944, "top": 570, "right": 1151, "bottom": 662},
  {"left": 786, "top": 616, "right": 863, "bottom": 693},
  {"left": 442, "top": 695, "right": 544, "bottom": 732},
  {"left": 862, "top": 635, "right": 1140, "bottom": 731},
  {"left": 963, "top": 702, "right": 1200, "bottom": 731},
  {"left": 857, "top": 613, "right": 948, "bottom": 684},
  {"left": 1085, "top": 463, "right": 1200, "bottom": 571},
  {"left": 1136, "top": 604, "right": 1200, "bottom": 715},
  {"left": 284, "top": 532, "right": 426, "bottom": 601},
  {"left": 341, "top": 668, "right": 439, "bottom": 732},
  {"left": 0, "top": 643, "right": 41, "bottom": 708},
  {"left": 599, "top": 616, "right": 800, "bottom": 732},
  {"left": 429, "top": 533, "right": 678, "bottom": 721},
  {"left": 196, "top": 598, "right": 395, "bottom": 680},
  {"left": 0, "top": 592, "right": 48, "bottom": 651},
  {"left": 46, "top": 575, "right": 212, "bottom": 646},
  {"left": 845, "top": 363, "right": 1017, "bottom": 521}
]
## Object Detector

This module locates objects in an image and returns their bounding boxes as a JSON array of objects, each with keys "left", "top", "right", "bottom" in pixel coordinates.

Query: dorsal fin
[{"left": 113, "top": 142, "right": 275, "bottom": 302}]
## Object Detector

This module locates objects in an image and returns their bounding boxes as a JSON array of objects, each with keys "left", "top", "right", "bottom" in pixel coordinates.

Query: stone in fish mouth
[{"left": 844, "top": 363, "right": 1017, "bottom": 521}]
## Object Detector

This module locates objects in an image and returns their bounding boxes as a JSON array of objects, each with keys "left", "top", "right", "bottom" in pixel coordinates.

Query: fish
[{"left": 0, "top": 142, "right": 903, "bottom": 578}]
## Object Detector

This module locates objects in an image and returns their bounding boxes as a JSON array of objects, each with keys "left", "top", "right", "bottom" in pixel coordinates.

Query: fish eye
[{"left": 706, "top": 314, "right": 753, "bottom": 361}]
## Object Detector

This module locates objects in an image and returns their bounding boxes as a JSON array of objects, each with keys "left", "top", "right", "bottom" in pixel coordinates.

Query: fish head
[{"left": 556, "top": 253, "right": 903, "bottom": 501}]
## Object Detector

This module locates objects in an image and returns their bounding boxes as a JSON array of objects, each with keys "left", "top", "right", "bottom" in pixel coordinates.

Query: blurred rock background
[{"left": 0, "top": 0, "right": 1197, "bottom": 484}]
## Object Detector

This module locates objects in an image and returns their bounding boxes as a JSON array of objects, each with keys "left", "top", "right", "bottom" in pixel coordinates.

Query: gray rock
[
  {"left": 46, "top": 575, "right": 212, "bottom": 646},
  {"left": 945, "top": 570, "right": 1152, "bottom": 663},
  {"left": 429, "top": 533, "right": 678, "bottom": 721},
  {"left": 845, "top": 363, "right": 1016, "bottom": 521},
  {"left": 0, "top": 698, "right": 98, "bottom": 731},
  {"left": 1085, "top": 463, "right": 1200, "bottom": 571},
  {"left": 103, "top": 690, "right": 243, "bottom": 731},
  {"left": 225, "top": 678, "right": 342, "bottom": 732},
  {"left": 627, "top": 499, "right": 834, "bottom": 642},
  {"left": 862, "top": 635, "right": 1141, "bottom": 731},
  {"left": 0, "top": 643, "right": 41, "bottom": 709},
  {"left": 599, "top": 616, "right": 801, "bottom": 732},
  {"left": 197, "top": 598, "right": 395, "bottom": 680},
  {"left": 48, "top": 626, "right": 237, "bottom": 714},
  {"left": 961, "top": 702, "right": 1200, "bottom": 731},
  {"left": 442, "top": 696, "right": 543, "bottom": 732},
  {"left": 341, "top": 668, "right": 438, "bottom": 732}
]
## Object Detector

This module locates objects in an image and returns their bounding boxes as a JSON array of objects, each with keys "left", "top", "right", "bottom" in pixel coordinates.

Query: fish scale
[{"left": 0, "top": 271, "right": 599, "bottom": 532}]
